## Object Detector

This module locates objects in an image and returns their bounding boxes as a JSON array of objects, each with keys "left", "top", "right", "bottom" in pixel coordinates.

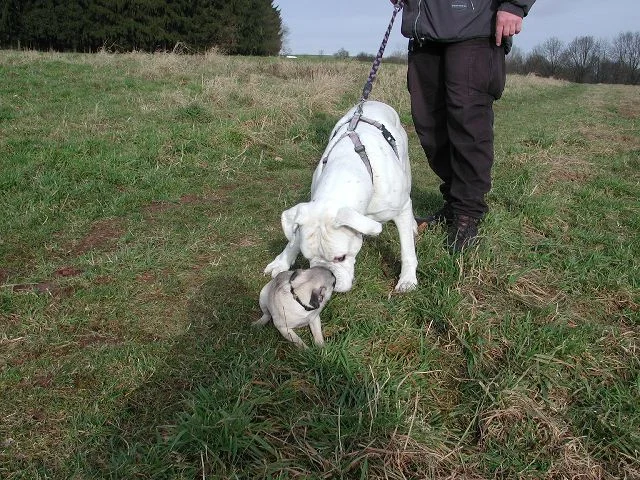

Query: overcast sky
[{"left": 275, "top": 0, "right": 640, "bottom": 56}]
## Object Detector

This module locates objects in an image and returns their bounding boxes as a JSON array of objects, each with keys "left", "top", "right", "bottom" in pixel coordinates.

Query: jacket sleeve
[{"left": 498, "top": 0, "right": 535, "bottom": 17}]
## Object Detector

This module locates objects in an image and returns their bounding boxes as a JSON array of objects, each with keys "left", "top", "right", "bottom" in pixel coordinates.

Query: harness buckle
[{"left": 354, "top": 144, "right": 366, "bottom": 154}]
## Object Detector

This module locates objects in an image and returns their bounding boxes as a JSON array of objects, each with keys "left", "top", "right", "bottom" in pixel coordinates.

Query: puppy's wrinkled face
[
  {"left": 290, "top": 267, "right": 337, "bottom": 307},
  {"left": 309, "top": 286, "right": 326, "bottom": 309}
]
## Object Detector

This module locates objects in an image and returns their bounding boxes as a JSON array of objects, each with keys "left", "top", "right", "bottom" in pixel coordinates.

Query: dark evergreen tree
[
  {"left": 0, "top": 0, "right": 23, "bottom": 47},
  {"left": 0, "top": 0, "right": 283, "bottom": 55}
]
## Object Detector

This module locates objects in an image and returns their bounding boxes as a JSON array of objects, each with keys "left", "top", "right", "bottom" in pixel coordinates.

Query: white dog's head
[{"left": 281, "top": 202, "right": 382, "bottom": 292}]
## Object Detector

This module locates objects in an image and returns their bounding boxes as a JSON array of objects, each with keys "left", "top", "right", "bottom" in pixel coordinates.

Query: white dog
[
  {"left": 254, "top": 267, "right": 336, "bottom": 349},
  {"left": 264, "top": 100, "right": 418, "bottom": 292}
]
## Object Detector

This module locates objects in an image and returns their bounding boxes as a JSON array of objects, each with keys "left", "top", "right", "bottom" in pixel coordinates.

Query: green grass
[{"left": 1, "top": 50, "right": 638, "bottom": 479}]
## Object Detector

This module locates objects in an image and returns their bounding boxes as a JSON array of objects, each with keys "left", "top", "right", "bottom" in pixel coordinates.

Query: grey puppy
[{"left": 254, "top": 267, "right": 336, "bottom": 349}]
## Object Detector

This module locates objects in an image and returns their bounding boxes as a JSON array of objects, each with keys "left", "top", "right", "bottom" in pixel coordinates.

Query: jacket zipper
[{"left": 413, "top": 0, "right": 423, "bottom": 40}]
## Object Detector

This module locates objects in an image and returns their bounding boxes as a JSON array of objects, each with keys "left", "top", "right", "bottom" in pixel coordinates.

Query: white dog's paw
[
  {"left": 394, "top": 277, "right": 418, "bottom": 292},
  {"left": 264, "top": 258, "right": 289, "bottom": 277}
]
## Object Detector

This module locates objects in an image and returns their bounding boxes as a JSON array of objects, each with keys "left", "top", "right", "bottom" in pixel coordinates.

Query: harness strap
[
  {"left": 320, "top": 105, "right": 400, "bottom": 182},
  {"left": 330, "top": 114, "right": 398, "bottom": 157},
  {"left": 347, "top": 131, "right": 374, "bottom": 180}
]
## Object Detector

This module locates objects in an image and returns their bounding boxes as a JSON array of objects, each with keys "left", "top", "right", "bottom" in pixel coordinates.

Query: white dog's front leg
[
  {"left": 393, "top": 201, "right": 419, "bottom": 292},
  {"left": 264, "top": 237, "right": 300, "bottom": 277}
]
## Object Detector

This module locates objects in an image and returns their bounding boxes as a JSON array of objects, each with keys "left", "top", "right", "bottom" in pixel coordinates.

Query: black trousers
[{"left": 407, "top": 37, "right": 506, "bottom": 219}]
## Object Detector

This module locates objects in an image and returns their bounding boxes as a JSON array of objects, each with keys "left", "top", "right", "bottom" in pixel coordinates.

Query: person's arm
[{"left": 495, "top": 1, "right": 535, "bottom": 47}]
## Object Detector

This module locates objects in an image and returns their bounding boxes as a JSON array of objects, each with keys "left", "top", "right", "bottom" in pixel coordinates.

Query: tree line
[
  {"left": 0, "top": 0, "right": 283, "bottom": 55},
  {"left": 508, "top": 32, "right": 640, "bottom": 85}
]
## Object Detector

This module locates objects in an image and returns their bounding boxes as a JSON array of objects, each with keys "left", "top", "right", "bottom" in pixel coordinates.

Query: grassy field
[{"left": 0, "top": 49, "right": 638, "bottom": 479}]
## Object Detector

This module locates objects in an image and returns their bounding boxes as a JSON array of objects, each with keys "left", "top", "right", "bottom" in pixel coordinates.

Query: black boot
[
  {"left": 447, "top": 214, "right": 480, "bottom": 253},
  {"left": 416, "top": 203, "right": 454, "bottom": 229}
]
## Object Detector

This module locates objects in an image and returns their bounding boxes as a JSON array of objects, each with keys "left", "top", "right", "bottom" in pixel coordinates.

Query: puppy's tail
[{"left": 252, "top": 314, "right": 271, "bottom": 327}]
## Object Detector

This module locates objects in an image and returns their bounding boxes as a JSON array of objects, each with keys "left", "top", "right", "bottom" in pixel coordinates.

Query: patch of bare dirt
[
  {"left": 70, "top": 218, "right": 125, "bottom": 255},
  {"left": 541, "top": 154, "right": 596, "bottom": 186},
  {"left": 9, "top": 266, "right": 82, "bottom": 297},
  {"left": 11, "top": 281, "right": 76, "bottom": 298},
  {"left": 77, "top": 332, "right": 123, "bottom": 348},
  {"left": 0, "top": 268, "right": 11, "bottom": 284},
  {"left": 54, "top": 266, "right": 83, "bottom": 277},
  {"left": 231, "top": 236, "right": 259, "bottom": 248},
  {"left": 142, "top": 189, "right": 235, "bottom": 219}
]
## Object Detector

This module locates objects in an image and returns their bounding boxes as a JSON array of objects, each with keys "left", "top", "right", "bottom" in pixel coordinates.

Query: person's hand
[{"left": 495, "top": 10, "right": 523, "bottom": 46}]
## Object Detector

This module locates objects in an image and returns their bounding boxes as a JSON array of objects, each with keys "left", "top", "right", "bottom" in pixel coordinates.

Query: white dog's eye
[{"left": 334, "top": 255, "right": 346, "bottom": 262}]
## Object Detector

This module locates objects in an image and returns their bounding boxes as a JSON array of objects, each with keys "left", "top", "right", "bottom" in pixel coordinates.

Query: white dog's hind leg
[
  {"left": 264, "top": 239, "right": 301, "bottom": 277},
  {"left": 308, "top": 315, "right": 325, "bottom": 347},
  {"left": 392, "top": 200, "right": 419, "bottom": 292}
]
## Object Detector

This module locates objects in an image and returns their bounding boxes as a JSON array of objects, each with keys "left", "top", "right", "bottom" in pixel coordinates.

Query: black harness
[{"left": 320, "top": 102, "right": 400, "bottom": 182}]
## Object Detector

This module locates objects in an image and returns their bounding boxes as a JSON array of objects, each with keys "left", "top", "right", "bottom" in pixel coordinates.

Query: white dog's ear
[
  {"left": 281, "top": 203, "right": 310, "bottom": 241},
  {"left": 334, "top": 207, "right": 383, "bottom": 236}
]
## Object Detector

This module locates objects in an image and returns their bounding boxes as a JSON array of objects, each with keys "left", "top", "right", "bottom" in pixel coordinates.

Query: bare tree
[
  {"left": 590, "top": 39, "right": 609, "bottom": 83},
  {"left": 279, "top": 24, "right": 291, "bottom": 56},
  {"left": 506, "top": 45, "right": 526, "bottom": 74},
  {"left": 610, "top": 31, "right": 640, "bottom": 84},
  {"left": 334, "top": 48, "right": 349, "bottom": 59},
  {"left": 523, "top": 51, "right": 546, "bottom": 76},
  {"left": 563, "top": 36, "right": 601, "bottom": 83},
  {"left": 536, "top": 37, "right": 564, "bottom": 77}
]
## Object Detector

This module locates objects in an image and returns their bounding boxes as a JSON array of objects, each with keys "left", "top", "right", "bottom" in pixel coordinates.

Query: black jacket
[{"left": 400, "top": 0, "right": 535, "bottom": 44}]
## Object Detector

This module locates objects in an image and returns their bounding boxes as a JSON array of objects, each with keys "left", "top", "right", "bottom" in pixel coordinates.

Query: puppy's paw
[
  {"left": 263, "top": 259, "right": 289, "bottom": 277},
  {"left": 394, "top": 277, "right": 418, "bottom": 293}
]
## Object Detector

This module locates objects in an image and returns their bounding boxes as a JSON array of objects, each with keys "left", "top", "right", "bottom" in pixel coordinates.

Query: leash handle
[{"left": 360, "top": 1, "right": 404, "bottom": 102}]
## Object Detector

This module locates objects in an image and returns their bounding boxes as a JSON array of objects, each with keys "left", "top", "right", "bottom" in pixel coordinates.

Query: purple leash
[
  {"left": 360, "top": 1, "right": 404, "bottom": 103},
  {"left": 321, "top": 2, "right": 404, "bottom": 183}
]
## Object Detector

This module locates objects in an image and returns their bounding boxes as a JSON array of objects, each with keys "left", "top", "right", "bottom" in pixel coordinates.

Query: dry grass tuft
[
  {"left": 341, "top": 434, "right": 481, "bottom": 480},
  {"left": 479, "top": 389, "right": 607, "bottom": 479},
  {"left": 506, "top": 269, "right": 565, "bottom": 312},
  {"left": 504, "top": 74, "right": 569, "bottom": 96}
]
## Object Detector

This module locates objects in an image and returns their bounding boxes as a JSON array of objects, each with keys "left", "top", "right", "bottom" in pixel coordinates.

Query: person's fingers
[
  {"left": 496, "top": 12, "right": 523, "bottom": 45},
  {"left": 495, "top": 24, "right": 504, "bottom": 46},
  {"left": 515, "top": 21, "right": 522, "bottom": 34}
]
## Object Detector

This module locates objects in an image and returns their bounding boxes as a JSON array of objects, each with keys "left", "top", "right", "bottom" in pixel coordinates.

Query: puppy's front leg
[
  {"left": 308, "top": 314, "right": 325, "bottom": 347},
  {"left": 393, "top": 200, "right": 419, "bottom": 292},
  {"left": 264, "top": 236, "right": 301, "bottom": 277},
  {"left": 275, "top": 325, "right": 308, "bottom": 349}
]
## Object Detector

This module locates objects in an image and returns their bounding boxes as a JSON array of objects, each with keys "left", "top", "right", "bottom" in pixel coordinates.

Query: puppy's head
[
  {"left": 283, "top": 203, "right": 382, "bottom": 292},
  {"left": 290, "top": 267, "right": 336, "bottom": 309}
]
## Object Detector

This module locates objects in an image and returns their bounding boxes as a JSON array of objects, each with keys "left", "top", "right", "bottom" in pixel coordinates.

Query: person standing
[{"left": 392, "top": 0, "right": 535, "bottom": 252}]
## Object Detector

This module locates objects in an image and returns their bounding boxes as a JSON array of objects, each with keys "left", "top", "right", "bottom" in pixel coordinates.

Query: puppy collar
[
  {"left": 289, "top": 271, "right": 319, "bottom": 312},
  {"left": 290, "top": 284, "right": 318, "bottom": 312}
]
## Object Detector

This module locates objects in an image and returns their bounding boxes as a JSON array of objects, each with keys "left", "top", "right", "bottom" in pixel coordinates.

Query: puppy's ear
[
  {"left": 310, "top": 286, "right": 327, "bottom": 309},
  {"left": 289, "top": 268, "right": 306, "bottom": 289},
  {"left": 282, "top": 203, "right": 310, "bottom": 241},
  {"left": 334, "top": 207, "right": 382, "bottom": 236}
]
